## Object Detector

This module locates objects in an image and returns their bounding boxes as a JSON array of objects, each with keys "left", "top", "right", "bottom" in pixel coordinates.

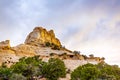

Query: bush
[
  {"left": 42, "top": 58, "right": 66, "bottom": 80},
  {"left": 71, "top": 63, "right": 100, "bottom": 80},
  {"left": 11, "top": 56, "right": 43, "bottom": 79},
  {"left": 0, "top": 67, "right": 11, "bottom": 80},
  {"left": 73, "top": 51, "right": 80, "bottom": 54},
  {"left": 10, "top": 57, "right": 66, "bottom": 80},
  {"left": 97, "top": 63, "right": 120, "bottom": 80},
  {"left": 71, "top": 63, "right": 120, "bottom": 80},
  {"left": 9, "top": 73, "right": 27, "bottom": 80},
  {"left": 45, "top": 42, "right": 51, "bottom": 47},
  {"left": 50, "top": 53, "right": 55, "bottom": 56},
  {"left": 51, "top": 44, "right": 60, "bottom": 50},
  {"left": 81, "top": 54, "right": 88, "bottom": 60},
  {"left": 1, "top": 56, "right": 120, "bottom": 80}
]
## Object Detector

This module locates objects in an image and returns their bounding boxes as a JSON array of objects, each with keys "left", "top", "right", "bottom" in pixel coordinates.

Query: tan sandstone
[
  {"left": 0, "top": 40, "right": 10, "bottom": 50},
  {"left": 25, "top": 27, "right": 61, "bottom": 47},
  {"left": 0, "top": 27, "right": 105, "bottom": 79}
]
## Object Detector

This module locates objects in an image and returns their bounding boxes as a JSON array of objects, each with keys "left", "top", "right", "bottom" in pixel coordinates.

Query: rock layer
[
  {"left": 25, "top": 27, "right": 61, "bottom": 47},
  {"left": 0, "top": 40, "right": 10, "bottom": 50},
  {"left": 0, "top": 27, "right": 104, "bottom": 72}
]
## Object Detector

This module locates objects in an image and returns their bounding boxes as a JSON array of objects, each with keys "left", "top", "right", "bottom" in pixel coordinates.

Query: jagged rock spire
[{"left": 25, "top": 27, "right": 61, "bottom": 47}]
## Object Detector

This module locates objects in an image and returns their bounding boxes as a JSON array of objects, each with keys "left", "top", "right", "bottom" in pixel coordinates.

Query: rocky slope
[{"left": 0, "top": 27, "right": 104, "bottom": 70}]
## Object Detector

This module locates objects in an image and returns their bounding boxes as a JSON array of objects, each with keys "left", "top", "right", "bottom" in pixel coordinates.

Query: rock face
[
  {"left": 0, "top": 26, "right": 104, "bottom": 74},
  {"left": 0, "top": 40, "right": 10, "bottom": 50},
  {"left": 12, "top": 44, "right": 36, "bottom": 57},
  {"left": 25, "top": 27, "right": 61, "bottom": 47}
]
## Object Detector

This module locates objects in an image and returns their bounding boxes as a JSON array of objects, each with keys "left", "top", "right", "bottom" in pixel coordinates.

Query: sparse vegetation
[
  {"left": 89, "top": 54, "right": 94, "bottom": 58},
  {"left": 41, "top": 58, "right": 66, "bottom": 80},
  {"left": 71, "top": 63, "right": 120, "bottom": 80},
  {"left": 45, "top": 42, "right": 51, "bottom": 47},
  {"left": 81, "top": 54, "right": 88, "bottom": 59},
  {"left": 10, "top": 73, "right": 27, "bottom": 80},
  {"left": 50, "top": 53, "right": 55, "bottom": 56},
  {"left": 51, "top": 44, "right": 60, "bottom": 50},
  {"left": 0, "top": 56, "right": 66, "bottom": 80},
  {"left": 45, "top": 42, "right": 61, "bottom": 50},
  {"left": 62, "top": 52, "right": 67, "bottom": 55},
  {"left": 71, "top": 63, "right": 99, "bottom": 80},
  {"left": 10, "top": 56, "right": 43, "bottom": 80},
  {"left": 73, "top": 51, "right": 80, "bottom": 54},
  {"left": 0, "top": 66, "right": 11, "bottom": 80},
  {"left": 0, "top": 55, "right": 120, "bottom": 80}
]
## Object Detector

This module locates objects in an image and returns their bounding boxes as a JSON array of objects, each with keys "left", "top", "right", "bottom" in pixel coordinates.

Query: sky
[{"left": 0, "top": 0, "right": 120, "bottom": 66}]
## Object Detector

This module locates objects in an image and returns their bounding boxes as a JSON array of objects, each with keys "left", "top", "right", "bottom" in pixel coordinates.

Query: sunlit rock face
[
  {"left": 0, "top": 27, "right": 104, "bottom": 71},
  {"left": 0, "top": 40, "right": 10, "bottom": 50},
  {"left": 25, "top": 27, "right": 61, "bottom": 47}
]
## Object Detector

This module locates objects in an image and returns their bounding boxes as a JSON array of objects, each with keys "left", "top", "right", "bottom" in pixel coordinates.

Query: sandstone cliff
[
  {"left": 0, "top": 27, "right": 105, "bottom": 80},
  {"left": 0, "top": 27, "right": 104, "bottom": 70},
  {"left": 0, "top": 40, "right": 35, "bottom": 66},
  {"left": 0, "top": 40, "right": 10, "bottom": 50},
  {"left": 25, "top": 27, "right": 61, "bottom": 47}
]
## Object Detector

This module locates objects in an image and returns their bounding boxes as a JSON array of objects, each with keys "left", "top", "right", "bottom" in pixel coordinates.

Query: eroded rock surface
[
  {"left": 0, "top": 40, "right": 10, "bottom": 50},
  {"left": 0, "top": 27, "right": 104, "bottom": 73},
  {"left": 25, "top": 27, "right": 61, "bottom": 47}
]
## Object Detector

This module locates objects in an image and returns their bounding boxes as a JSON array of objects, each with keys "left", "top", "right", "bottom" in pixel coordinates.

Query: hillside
[{"left": 0, "top": 27, "right": 105, "bottom": 79}]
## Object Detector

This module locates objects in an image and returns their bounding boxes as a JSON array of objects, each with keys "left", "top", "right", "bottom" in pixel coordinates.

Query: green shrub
[
  {"left": 10, "top": 56, "right": 44, "bottom": 79},
  {"left": 9, "top": 73, "right": 27, "bottom": 80},
  {"left": 71, "top": 63, "right": 100, "bottom": 80},
  {"left": 50, "top": 53, "right": 55, "bottom": 56},
  {"left": 51, "top": 44, "right": 60, "bottom": 50},
  {"left": 0, "top": 67, "right": 11, "bottom": 80},
  {"left": 42, "top": 58, "right": 66, "bottom": 80},
  {"left": 71, "top": 63, "right": 120, "bottom": 80},
  {"left": 97, "top": 63, "right": 120, "bottom": 80},
  {"left": 45, "top": 42, "right": 51, "bottom": 47},
  {"left": 73, "top": 51, "right": 80, "bottom": 54}
]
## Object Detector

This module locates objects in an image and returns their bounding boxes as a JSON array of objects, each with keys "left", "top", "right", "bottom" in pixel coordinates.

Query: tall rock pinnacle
[{"left": 25, "top": 27, "right": 61, "bottom": 47}]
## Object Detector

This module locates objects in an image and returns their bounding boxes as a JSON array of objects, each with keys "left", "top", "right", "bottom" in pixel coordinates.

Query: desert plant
[
  {"left": 45, "top": 42, "right": 51, "bottom": 47},
  {"left": 10, "top": 56, "right": 43, "bottom": 79},
  {"left": 71, "top": 63, "right": 100, "bottom": 80},
  {"left": 0, "top": 66, "right": 11, "bottom": 80},
  {"left": 9, "top": 73, "right": 27, "bottom": 80},
  {"left": 41, "top": 58, "right": 66, "bottom": 80}
]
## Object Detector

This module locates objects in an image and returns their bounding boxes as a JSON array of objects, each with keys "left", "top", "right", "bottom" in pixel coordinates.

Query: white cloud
[
  {"left": 0, "top": 0, "right": 120, "bottom": 66},
  {"left": 79, "top": 39, "right": 120, "bottom": 66}
]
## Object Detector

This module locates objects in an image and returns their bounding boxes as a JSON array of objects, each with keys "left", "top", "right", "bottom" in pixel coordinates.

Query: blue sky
[{"left": 0, "top": 0, "right": 120, "bottom": 66}]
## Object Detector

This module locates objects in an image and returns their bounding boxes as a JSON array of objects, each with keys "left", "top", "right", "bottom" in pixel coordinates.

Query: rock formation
[
  {"left": 0, "top": 40, "right": 10, "bottom": 50},
  {"left": 25, "top": 27, "right": 61, "bottom": 47},
  {"left": 0, "top": 40, "right": 16, "bottom": 66},
  {"left": 0, "top": 26, "right": 104, "bottom": 72}
]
